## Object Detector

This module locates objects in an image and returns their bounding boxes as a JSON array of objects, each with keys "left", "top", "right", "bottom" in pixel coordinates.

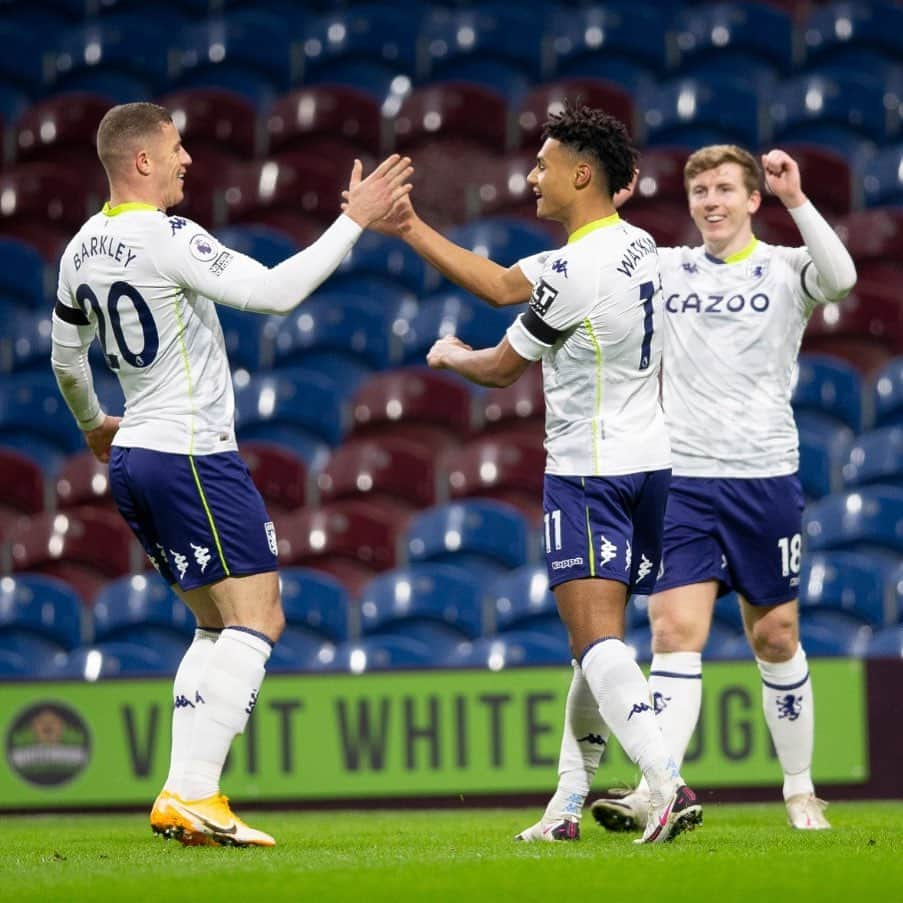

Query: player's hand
[
  {"left": 612, "top": 167, "right": 639, "bottom": 210},
  {"left": 341, "top": 155, "right": 414, "bottom": 228},
  {"left": 426, "top": 335, "right": 472, "bottom": 369},
  {"left": 84, "top": 415, "right": 121, "bottom": 463},
  {"left": 761, "top": 150, "right": 807, "bottom": 209}
]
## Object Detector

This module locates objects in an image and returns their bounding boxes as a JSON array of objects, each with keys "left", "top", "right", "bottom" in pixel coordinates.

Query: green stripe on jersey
[{"left": 583, "top": 317, "right": 604, "bottom": 474}]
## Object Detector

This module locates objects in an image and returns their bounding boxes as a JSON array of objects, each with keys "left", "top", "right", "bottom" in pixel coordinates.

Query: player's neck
[
  {"left": 563, "top": 201, "right": 618, "bottom": 240},
  {"left": 107, "top": 182, "right": 165, "bottom": 212},
  {"left": 703, "top": 226, "right": 755, "bottom": 261}
]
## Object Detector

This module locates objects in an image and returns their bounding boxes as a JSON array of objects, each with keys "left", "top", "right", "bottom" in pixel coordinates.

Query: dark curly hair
[{"left": 541, "top": 102, "right": 638, "bottom": 197}]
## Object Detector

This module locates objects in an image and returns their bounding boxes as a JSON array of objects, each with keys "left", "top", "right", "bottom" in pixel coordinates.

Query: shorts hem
[
  {"left": 548, "top": 572, "right": 630, "bottom": 591},
  {"left": 177, "top": 563, "right": 278, "bottom": 592},
  {"left": 740, "top": 591, "right": 798, "bottom": 608}
]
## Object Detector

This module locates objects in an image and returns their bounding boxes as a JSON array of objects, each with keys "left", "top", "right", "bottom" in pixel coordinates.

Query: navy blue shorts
[
  {"left": 108, "top": 447, "right": 278, "bottom": 591},
  {"left": 542, "top": 470, "right": 671, "bottom": 593},
  {"left": 654, "top": 475, "right": 804, "bottom": 607}
]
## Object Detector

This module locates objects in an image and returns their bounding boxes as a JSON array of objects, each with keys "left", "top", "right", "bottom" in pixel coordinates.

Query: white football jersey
[
  {"left": 510, "top": 214, "right": 671, "bottom": 477},
  {"left": 56, "top": 204, "right": 269, "bottom": 455},
  {"left": 660, "top": 238, "right": 827, "bottom": 477}
]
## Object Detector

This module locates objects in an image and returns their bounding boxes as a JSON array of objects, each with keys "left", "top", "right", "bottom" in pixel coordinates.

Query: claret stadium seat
[{"left": 240, "top": 440, "right": 308, "bottom": 515}]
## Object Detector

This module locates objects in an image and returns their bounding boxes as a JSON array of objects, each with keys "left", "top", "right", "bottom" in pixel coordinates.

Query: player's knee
[
  {"left": 650, "top": 611, "right": 704, "bottom": 653},
  {"left": 749, "top": 616, "right": 798, "bottom": 661}
]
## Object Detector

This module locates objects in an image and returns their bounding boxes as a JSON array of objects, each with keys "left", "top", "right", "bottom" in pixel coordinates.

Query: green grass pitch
[{"left": 2, "top": 802, "right": 901, "bottom": 902}]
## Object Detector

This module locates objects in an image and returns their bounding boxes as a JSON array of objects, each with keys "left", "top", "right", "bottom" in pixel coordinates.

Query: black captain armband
[
  {"left": 521, "top": 307, "right": 562, "bottom": 346},
  {"left": 54, "top": 300, "right": 91, "bottom": 325}
]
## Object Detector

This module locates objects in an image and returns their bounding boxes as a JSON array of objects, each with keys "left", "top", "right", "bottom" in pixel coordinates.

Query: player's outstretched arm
[
  {"left": 346, "top": 178, "right": 532, "bottom": 308},
  {"left": 426, "top": 334, "right": 530, "bottom": 388},
  {"left": 762, "top": 149, "right": 856, "bottom": 301}
]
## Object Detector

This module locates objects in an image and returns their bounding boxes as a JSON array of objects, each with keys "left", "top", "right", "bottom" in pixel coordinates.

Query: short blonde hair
[
  {"left": 683, "top": 144, "right": 761, "bottom": 196},
  {"left": 96, "top": 102, "right": 172, "bottom": 178}
]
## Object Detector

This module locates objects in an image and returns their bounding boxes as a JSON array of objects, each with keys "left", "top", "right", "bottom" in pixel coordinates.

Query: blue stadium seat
[
  {"left": 803, "top": 2, "right": 903, "bottom": 72},
  {"left": 873, "top": 357, "right": 903, "bottom": 428},
  {"left": 490, "top": 563, "right": 557, "bottom": 633},
  {"left": 169, "top": 14, "right": 298, "bottom": 107},
  {"left": 271, "top": 293, "right": 397, "bottom": 392},
  {"left": 216, "top": 304, "right": 278, "bottom": 372},
  {"left": 299, "top": 5, "right": 420, "bottom": 92},
  {"left": 797, "top": 417, "right": 854, "bottom": 500},
  {"left": 0, "top": 84, "right": 28, "bottom": 133},
  {"left": 43, "top": 641, "right": 180, "bottom": 679},
  {"left": 799, "top": 550, "right": 897, "bottom": 628},
  {"left": 447, "top": 218, "right": 551, "bottom": 267},
  {"left": 0, "top": 237, "right": 46, "bottom": 310},
  {"left": 792, "top": 353, "right": 867, "bottom": 433},
  {"left": 279, "top": 566, "right": 350, "bottom": 644},
  {"left": 358, "top": 564, "right": 484, "bottom": 644},
  {"left": 713, "top": 591, "right": 745, "bottom": 634},
  {"left": 267, "top": 632, "right": 334, "bottom": 673},
  {"left": 803, "top": 485, "right": 903, "bottom": 556},
  {"left": 0, "top": 573, "right": 85, "bottom": 657},
  {"left": 0, "top": 309, "right": 51, "bottom": 374},
  {"left": 842, "top": 426, "right": 903, "bottom": 490},
  {"left": 443, "top": 629, "right": 570, "bottom": 668},
  {"left": 333, "top": 231, "right": 440, "bottom": 296},
  {"left": 546, "top": 4, "right": 671, "bottom": 88},
  {"left": 404, "top": 499, "right": 531, "bottom": 581},
  {"left": 420, "top": 7, "right": 542, "bottom": 97},
  {"left": 93, "top": 573, "right": 195, "bottom": 647},
  {"left": 401, "top": 291, "right": 517, "bottom": 365},
  {"left": 770, "top": 73, "right": 891, "bottom": 148},
  {"left": 0, "top": 23, "right": 57, "bottom": 95},
  {"left": 50, "top": 19, "right": 173, "bottom": 97},
  {"left": 0, "top": 649, "right": 31, "bottom": 678},
  {"left": 638, "top": 77, "right": 762, "bottom": 148},
  {"left": 704, "top": 622, "right": 750, "bottom": 661},
  {"left": 0, "top": 373, "right": 86, "bottom": 465},
  {"left": 798, "top": 610, "right": 872, "bottom": 657},
  {"left": 863, "top": 144, "right": 903, "bottom": 208},
  {"left": 233, "top": 367, "right": 347, "bottom": 467},
  {"left": 866, "top": 624, "right": 903, "bottom": 658},
  {"left": 672, "top": 2, "right": 795, "bottom": 76},
  {"left": 311, "top": 634, "right": 442, "bottom": 672}
]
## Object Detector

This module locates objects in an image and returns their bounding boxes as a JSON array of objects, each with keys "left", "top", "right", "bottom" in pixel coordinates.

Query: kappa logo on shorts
[
  {"left": 625, "top": 540, "right": 632, "bottom": 572},
  {"left": 170, "top": 549, "right": 189, "bottom": 581},
  {"left": 264, "top": 521, "right": 278, "bottom": 557},
  {"left": 637, "top": 554, "right": 654, "bottom": 582},
  {"left": 191, "top": 542, "right": 212, "bottom": 574},
  {"left": 599, "top": 535, "right": 617, "bottom": 567},
  {"left": 551, "top": 556, "right": 584, "bottom": 570}
]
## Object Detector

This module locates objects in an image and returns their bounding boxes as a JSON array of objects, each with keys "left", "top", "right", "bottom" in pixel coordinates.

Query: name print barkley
[{"left": 73, "top": 235, "right": 138, "bottom": 270}]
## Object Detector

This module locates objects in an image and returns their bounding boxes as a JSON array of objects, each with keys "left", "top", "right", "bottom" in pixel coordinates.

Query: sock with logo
[
  {"left": 544, "top": 660, "right": 610, "bottom": 822},
  {"left": 757, "top": 644, "right": 815, "bottom": 800},
  {"left": 633, "top": 651, "right": 704, "bottom": 796},
  {"left": 179, "top": 627, "right": 272, "bottom": 802},
  {"left": 580, "top": 638, "right": 680, "bottom": 807},
  {"left": 162, "top": 627, "right": 220, "bottom": 795}
]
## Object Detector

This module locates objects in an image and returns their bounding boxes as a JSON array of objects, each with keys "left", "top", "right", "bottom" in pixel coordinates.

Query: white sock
[
  {"left": 635, "top": 652, "right": 703, "bottom": 795},
  {"left": 544, "top": 661, "right": 610, "bottom": 822},
  {"left": 757, "top": 644, "right": 815, "bottom": 800},
  {"left": 581, "top": 638, "right": 680, "bottom": 807},
  {"left": 180, "top": 627, "right": 272, "bottom": 801},
  {"left": 163, "top": 628, "right": 220, "bottom": 795}
]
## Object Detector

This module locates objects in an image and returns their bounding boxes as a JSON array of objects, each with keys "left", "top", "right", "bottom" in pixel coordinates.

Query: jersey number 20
[{"left": 76, "top": 281, "right": 159, "bottom": 370}]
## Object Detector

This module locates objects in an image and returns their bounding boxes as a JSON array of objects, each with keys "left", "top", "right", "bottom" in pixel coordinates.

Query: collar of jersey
[
  {"left": 102, "top": 201, "right": 159, "bottom": 217},
  {"left": 704, "top": 236, "right": 758, "bottom": 265},
  {"left": 568, "top": 212, "right": 621, "bottom": 244}
]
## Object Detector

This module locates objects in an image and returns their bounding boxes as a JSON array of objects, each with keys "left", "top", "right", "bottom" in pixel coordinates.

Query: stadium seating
[
  {"left": 443, "top": 629, "right": 570, "bottom": 668},
  {"left": 873, "top": 357, "right": 903, "bottom": 428},
  {"left": 240, "top": 440, "right": 307, "bottom": 515},
  {"left": 316, "top": 436, "right": 441, "bottom": 512},
  {"left": 55, "top": 450, "right": 115, "bottom": 512},
  {"left": 333, "top": 231, "right": 440, "bottom": 297},
  {"left": 803, "top": 485, "right": 903, "bottom": 557},
  {"left": 798, "top": 610, "right": 872, "bottom": 657},
  {"left": 0, "top": 573, "right": 85, "bottom": 660},
  {"left": 478, "top": 362, "right": 542, "bottom": 434},
  {"left": 0, "top": 22, "right": 57, "bottom": 96},
  {"left": 266, "top": 85, "right": 383, "bottom": 159},
  {"left": 0, "top": 448, "right": 45, "bottom": 541},
  {"left": 279, "top": 566, "right": 349, "bottom": 644},
  {"left": 799, "top": 550, "right": 897, "bottom": 628},
  {"left": 842, "top": 427, "right": 903, "bottom": 490},
  {"left": 158, "top": 88, "right": 260, "bottom": 161},
  {"left": 92, "top": 573, "right": 195, "bottom": 655},
  {"left": 796, "top": 418, "right": 853, "bottom": 500},
  {"left": 8, "top": 507, "right": 138, "bottom": 603},
  {"left": 214, "top": 303, "right": 278, "bottom": 372},
  {"left": 866, "top": 625, "right": 903, "bottom": 658},
  {"left": 404, "top": 498, "right": 532, "bottom": 581},
  {"left": 490, "top": 563, "right": 559, "bottom": 634},
  {"left": 311, "top": 634, "right": 441, "bottom": 672},
  {"left": 791, "top": 353, "right": 868, "bottom": 433},
  {"left": 447, "top": 217, "right": 551, "bottom": 267},
  {"left": 43, "top": 641, "right": 180, "bottom": 679},
  {"left": 358, "top": 564, "right": 484, "bottom": 644},
  {"left": 0, "top": 237, "right": 46, "bottom": 312},
  {"left": 802, "top": 2, "right": 903, "bottom": 73},
  {"left": 863, "top": 144, "right": 903, "bottom": 208},
  {"left": 835, "top": 209, "right": 903, "bottom": 266},
  {"left": 0, "top": 163, "right": 100, "bottom": 235}
]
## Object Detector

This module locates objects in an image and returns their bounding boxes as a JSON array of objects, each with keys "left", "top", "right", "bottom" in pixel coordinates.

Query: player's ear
[
  {"left": 748, "top": 189, "right": 762, "bottom": 215},
  {"left": 573, "top": 162, "right": 593, "bottom": 190},
  {"left": 136, "top": 149, "right": 152, "bottom": 176}
]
